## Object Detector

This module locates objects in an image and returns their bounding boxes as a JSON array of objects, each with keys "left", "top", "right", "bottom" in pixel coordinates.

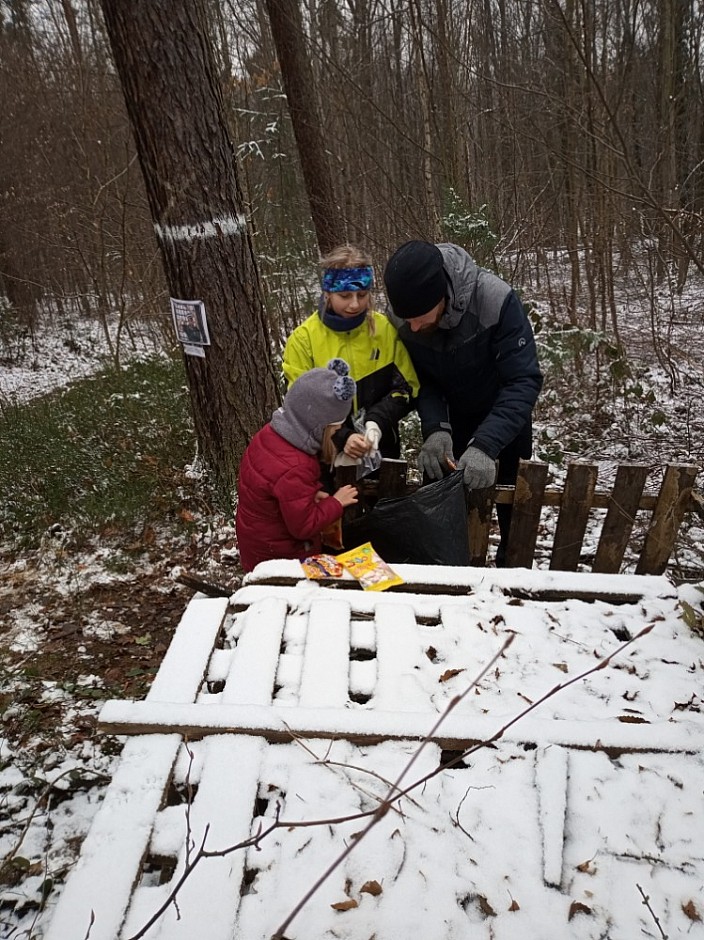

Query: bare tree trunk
[
  {"left": 264, "top": 0, "right": 344, "bottom": 254},
  {"left": 99, "top": 0, "right": 280, "bottom": 497}
]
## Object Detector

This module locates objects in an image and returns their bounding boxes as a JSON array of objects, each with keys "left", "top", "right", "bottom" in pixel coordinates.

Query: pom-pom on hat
[
  {"left": 270, "top": 359, "right": 357, "bottom": 455},
  {"left": 383, "top": 240, "right": 447, "bottom": 319}
]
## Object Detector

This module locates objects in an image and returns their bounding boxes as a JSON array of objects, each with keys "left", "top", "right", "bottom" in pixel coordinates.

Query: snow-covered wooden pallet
[{"left": 46, "top": 564, "right": 704, "bottom": 940}]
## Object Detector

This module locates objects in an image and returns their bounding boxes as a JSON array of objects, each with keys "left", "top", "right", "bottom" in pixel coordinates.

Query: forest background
[
  {"left": 2, "top": 1, "right": 704, "bottom": 933},
  {"left": 3, "top": 0, "right": 703, "bottom": 370}
]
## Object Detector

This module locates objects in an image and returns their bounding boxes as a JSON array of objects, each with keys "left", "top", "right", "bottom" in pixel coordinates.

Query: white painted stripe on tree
[{"left": 154, "top": 214, "right": 247, "bottom": 242}]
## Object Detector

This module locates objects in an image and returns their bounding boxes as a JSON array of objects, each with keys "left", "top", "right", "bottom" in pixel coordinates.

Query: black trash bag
[{"left": 343, "top": 471, "right": 469, "bottom": 566}]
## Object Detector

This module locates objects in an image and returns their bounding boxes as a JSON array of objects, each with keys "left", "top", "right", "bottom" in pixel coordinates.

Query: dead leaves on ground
[
  {"left": 331, "top": 880, "right": 383, "bottom": 911},
  {"left": 360, "top": 880, "right": 383, "bottom": 897},
  {"left": 568, "top": 900, "right": 593, "bottom": 920},
  {"left": 331, "top": 898, "right": 359, "bottom": 911},
  {"left": 439, "top": 668, "right": 466, "bottom": 683}
]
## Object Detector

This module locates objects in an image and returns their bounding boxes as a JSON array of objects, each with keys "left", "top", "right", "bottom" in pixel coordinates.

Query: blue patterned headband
[{"left": 322, "top": 266, "right": 374, "bottom": 293}]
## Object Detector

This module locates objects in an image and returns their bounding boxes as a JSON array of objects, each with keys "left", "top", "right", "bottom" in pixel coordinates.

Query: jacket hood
[
  {"left": 436, "top": 243, "right": 478, "bottom": 329},
  {"left": 270, "top": 360, "right": 356, "bottom": 455}
]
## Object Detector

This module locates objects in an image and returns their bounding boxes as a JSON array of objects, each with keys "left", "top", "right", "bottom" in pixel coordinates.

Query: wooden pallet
[
  {"left": 341, "top": 459, "right": 700, "bottom": 574},
  {"left": 44, "top": 567, "right": 704, "bottom": 940}
]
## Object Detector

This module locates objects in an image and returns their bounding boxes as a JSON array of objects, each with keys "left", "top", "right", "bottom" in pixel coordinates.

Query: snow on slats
[
  {"left": 121, "top": 735, "right": 266, "bottom": 940},
  {"left": 45, "top": 597, "right": 229, "bottom": 940},
  {"left": 43, "top": 735, "right": 182, "bottom": 940},
  {"left": 148, "top": 596, "right": 229, "bottom": 702},
  {"left": 374, "top": 602, "right": 430, "bottom": 710},
  {"left": 298, "top": 598, "right": 351, "bottom": 707},
  {"left": 244, "top": 559, "right": 675, "bottom": 601},
  {"left": 535, "top": 744, "right": 569, "bottom": 887},
  {"left": 222, "top": 596, "right": 287, "bottom": 705},
  {"left": 97, "top": 700, "right": 704, "bottom": 753}
]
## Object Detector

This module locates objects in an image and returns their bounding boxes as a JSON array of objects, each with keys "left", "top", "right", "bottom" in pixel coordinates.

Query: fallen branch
[{"left": 176, "top": 571, "right": 235, "bottom": 597}]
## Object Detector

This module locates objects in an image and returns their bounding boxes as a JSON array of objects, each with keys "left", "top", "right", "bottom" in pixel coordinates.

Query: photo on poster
[{"left": 170, "top": 298, "right": 211, "bottom": 348}]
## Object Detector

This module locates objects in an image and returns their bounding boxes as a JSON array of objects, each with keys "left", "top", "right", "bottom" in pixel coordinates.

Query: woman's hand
[
  {"left": 343, "top": 433, "right": 370, "bottom": 459},
  {"left": 333, "top": 484, "right": 359, "bottom": 508}
]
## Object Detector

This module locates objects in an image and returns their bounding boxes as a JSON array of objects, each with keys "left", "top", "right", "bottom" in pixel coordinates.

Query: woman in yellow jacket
[{"left": 283, "top": 245, "right": 419, "bottom": 460}]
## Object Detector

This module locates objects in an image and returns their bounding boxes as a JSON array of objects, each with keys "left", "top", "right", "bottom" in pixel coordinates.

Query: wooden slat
[
  {"left": 535, "top": 745, "right": 568, "bottom": 887},
  {"left": 636, "top": 464, "right": 700, "bottom": 575},
  {"left": 298, "top": 599, "right": 351, "bottom": 707},
  {"left": 505, "top": 460, "right": 549, "bottom": 568},
  {"left": 147, "top": 736, "right": 266, "bottom": 940},
  {"left": 466, "top": 482, "right": 496, "bottom": 566},
  {"left": 98, "top": 700, "right": 704, "bottom": 755},
  {"left": 44, "top": 736, "right": 182, "bottom": 940},
  {"left": 592, "top": 464, "right": 650, "bottom": 573},
  {"left": 222, "top": 597, "right": 287, "bottom": 704},
  {"left": 45, "top": 595, "right": 228, "bottom": 940},
  {"left": 149, "top": 597, "right": 229, "bottom": 702},
  {"left": 374, "top": 603, "right": 429, "bottom": 710},
  {"left": 550, "top": 463, "right": 599, "bottom": 571}
]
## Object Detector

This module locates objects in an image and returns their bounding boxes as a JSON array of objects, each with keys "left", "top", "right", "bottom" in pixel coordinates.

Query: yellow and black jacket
[{"left": 283, "top": 309, "right": 419, "bottom": 458}]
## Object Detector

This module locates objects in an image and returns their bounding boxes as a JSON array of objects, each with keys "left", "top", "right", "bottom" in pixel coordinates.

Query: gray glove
[
  {"left": 419, "top": 430, "right": 455, "bottom": 480},
  {"left": 458, "top": 445, "right": 496, "bottom": 489}
]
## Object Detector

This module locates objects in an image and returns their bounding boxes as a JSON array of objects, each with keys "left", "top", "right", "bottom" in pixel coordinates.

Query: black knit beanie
[{"left": 383, "top": 241, "right": 447, "bottom": 319}]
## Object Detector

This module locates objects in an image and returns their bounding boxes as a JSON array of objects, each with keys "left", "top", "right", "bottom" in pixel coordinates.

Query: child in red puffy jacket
[{"left": 235, "top": 359, "right": 359, "bottom": 572}]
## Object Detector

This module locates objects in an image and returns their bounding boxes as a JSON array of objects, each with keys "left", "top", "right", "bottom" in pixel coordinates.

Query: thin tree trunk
[{"left": 264, "top": 0, "right": 344, "bottom": 254}]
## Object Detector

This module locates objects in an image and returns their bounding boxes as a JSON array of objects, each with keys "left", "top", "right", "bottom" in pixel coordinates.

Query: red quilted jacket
[{"left": 235, "top": 423, "right": 344, "bottom": 572}]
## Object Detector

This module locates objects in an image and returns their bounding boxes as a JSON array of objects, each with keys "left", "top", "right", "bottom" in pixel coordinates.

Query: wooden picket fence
[{"left": 338, "top": 459, "right": 702, "bottom": 576}]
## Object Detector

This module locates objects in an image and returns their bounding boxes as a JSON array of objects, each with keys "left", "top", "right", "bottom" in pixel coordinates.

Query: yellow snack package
[{"left": 336, "top": 542, "right": 404, "bottom": 592}]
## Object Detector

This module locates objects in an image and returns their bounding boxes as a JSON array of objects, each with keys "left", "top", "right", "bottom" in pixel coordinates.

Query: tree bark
[{"left": 99, "top": 0, "right": 280, "bottom": 498}]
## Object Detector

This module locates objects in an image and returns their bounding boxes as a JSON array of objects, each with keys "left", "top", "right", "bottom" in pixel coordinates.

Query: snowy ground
[
  {"left": 2, "top": 263, "right": 704, "bottom": 938},
  {"left": 0, "top": 315, "right": 165, "bottom": 406}
]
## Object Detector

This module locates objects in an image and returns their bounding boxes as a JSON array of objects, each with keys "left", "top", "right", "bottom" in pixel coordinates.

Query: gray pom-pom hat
[{"left": 270, "top": 359, "right": 356, "bottom": 455}]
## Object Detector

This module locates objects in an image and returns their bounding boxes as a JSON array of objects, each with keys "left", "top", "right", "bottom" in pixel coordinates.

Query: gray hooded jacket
[{"left": 387, "top": 244, "right": 543, "bottom": 458}]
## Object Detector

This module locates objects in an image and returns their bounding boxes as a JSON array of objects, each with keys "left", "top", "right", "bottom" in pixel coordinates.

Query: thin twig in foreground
[
  {"left": 269, "top": 634, "right": 515, "bottom": 939},
  {"left": 271, "top": 625, "right": 653, "bottom": 939}
]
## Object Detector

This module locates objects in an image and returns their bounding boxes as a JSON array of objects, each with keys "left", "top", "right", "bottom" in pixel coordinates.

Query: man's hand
[
  {"left": 458, "top": 446, "right": 496, "bottom": 489},
  {"left": 419, "top": 431, "right": 454, "bottom": 480}
]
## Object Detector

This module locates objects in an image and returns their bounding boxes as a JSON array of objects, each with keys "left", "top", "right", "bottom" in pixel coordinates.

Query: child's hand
[
  {"left": 333, "top": 484, "right": 359, "bottom": 508},
  {"left": 343, "top": 433, "right": 370, "bottom": 459},
  {"left": 315, "top": 490, "right": 330, "bottom": 502}
]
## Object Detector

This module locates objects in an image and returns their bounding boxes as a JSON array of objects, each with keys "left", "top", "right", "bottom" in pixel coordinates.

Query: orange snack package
[
  {"left": 301, "top": 554, "right": 346, "bottom": 580},
  {"left": 336, "top": 542, "right": 404, "bottom": 592}
]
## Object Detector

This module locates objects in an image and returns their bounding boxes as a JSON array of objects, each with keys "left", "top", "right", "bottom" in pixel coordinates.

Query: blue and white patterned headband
[{"left": 321, "top": 266, "right": 374, "bottom": 293}]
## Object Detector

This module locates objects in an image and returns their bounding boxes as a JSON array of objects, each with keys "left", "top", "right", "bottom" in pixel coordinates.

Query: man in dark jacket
[{"left": 383, "top": 240, "right": 543, "bottom": 565}]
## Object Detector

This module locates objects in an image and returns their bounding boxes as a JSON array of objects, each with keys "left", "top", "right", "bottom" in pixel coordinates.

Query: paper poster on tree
[{"left": 171, "top": 298, "right": 210, "bottom": 357}]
